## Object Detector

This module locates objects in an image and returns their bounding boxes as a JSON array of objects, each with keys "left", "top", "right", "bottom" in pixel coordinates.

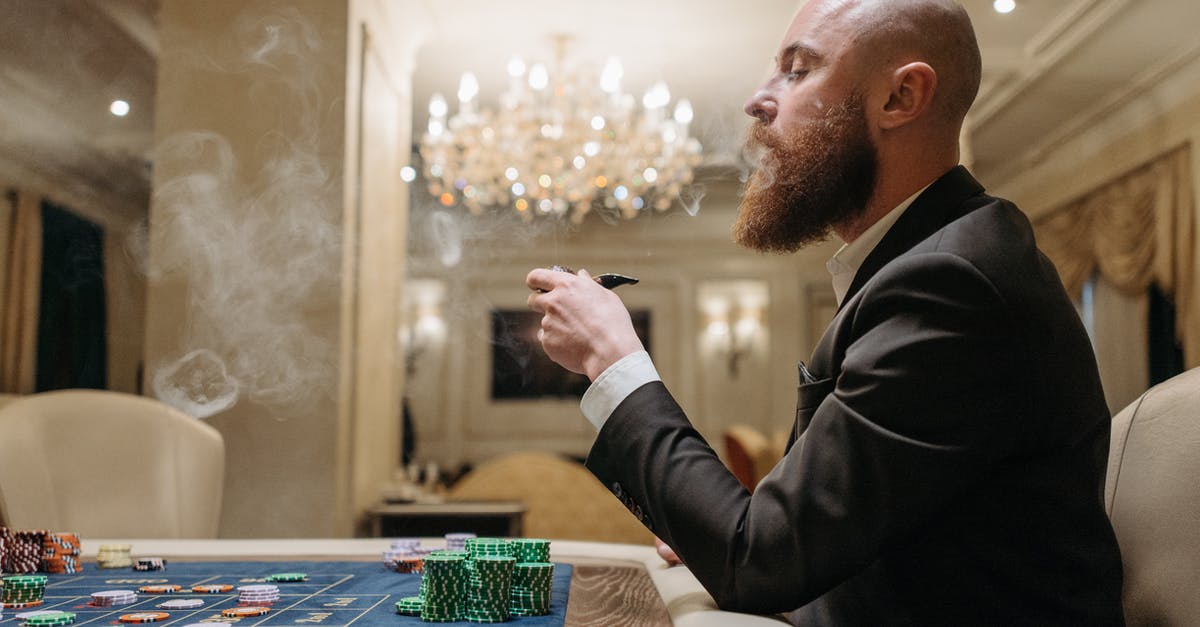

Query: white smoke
[{"left": 147, "top": 3, "right": 338, "bottom": 419}]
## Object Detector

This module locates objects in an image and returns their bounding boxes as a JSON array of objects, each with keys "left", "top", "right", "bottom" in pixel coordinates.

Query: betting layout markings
[{"left": 5, "top": 571, "right": 381, "bottom": 627}]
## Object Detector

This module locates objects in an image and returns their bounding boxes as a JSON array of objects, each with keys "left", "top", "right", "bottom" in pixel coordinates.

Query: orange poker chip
[
  {"left": 137, "top": 585, "right": 182, "bottom": 594},
  {"left": 221, "top": 607, "right": 270, "bottom": 618},
  {"left": 2, "top": 600, "right": 44, "bottom": 609},
  {"left": 119, "top": 612, "right": 170, "bottom": 623},
  {"left": 191, "top": 584, "right": 234, "bottom": 593}
]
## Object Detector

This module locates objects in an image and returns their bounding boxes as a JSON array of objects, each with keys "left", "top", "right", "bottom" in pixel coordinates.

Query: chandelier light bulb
[
  {"left": 504, "top": 167, "right": 519, "bottom": 181},
  {"left": 643, "top": 81, "right": 671, "bottom": 110},
  {"left": 507, "top": 57, "right": 526, "bottom": 78},
  {"left": 600, "top": 57, "right": 623, "bottom": 93},
  {"left": 643, "top": 167, "right": 658, "bottom": 184},
  {"left": 528, "top": 64, "right": 549, "bottom": 91},
  {"left": 429, "top": 93, "right": 448, "bottom": 118},
  {"left": 428, "top": 119, "right": 444, "bottom": 137},
  {"left": 591, "top": 116, "right": 606, "bottom": 130},
  {"left": 109, "top": 99, "right": 130, "bottom": 117},
  {"left": 457, "top": 73, "right": 479, "bottom": 103},
  {"left": 674, "top": 99, "right": 694, "bottom": 125},
  {"left": 993, "top": 0, "right": 1015, "bottom": 13}
]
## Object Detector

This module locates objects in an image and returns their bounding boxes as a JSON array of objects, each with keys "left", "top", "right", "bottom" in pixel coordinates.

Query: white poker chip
[
  {"left": 157, "top": 599, "right": 205, "bottom": 610},
  {"left": 235, "top": 585, "right": 278, "bottom": 593}
]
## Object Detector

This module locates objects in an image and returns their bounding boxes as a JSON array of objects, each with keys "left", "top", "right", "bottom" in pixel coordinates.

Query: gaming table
[{"left": 46, "top": 539, "right": 785, "bottom": 626}]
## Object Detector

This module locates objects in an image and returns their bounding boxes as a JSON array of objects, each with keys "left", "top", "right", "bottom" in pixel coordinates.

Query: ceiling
[{"left": 1, "top": 0, "right": 1198, "bottom": 227}]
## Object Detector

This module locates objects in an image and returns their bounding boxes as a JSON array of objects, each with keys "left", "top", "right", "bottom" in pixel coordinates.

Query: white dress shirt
[{"left": 579, "top": 186, "right": 929, "bottom": 431}]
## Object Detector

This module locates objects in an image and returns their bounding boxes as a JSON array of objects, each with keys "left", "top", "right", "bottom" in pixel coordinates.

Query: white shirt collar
[{"left": 826, "top": 184, "right": 931, "bottom": 306}]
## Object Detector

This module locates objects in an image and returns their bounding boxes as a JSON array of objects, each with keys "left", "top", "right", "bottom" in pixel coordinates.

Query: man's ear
[{"left": 879, "top": 62, "right": 937, "bottom": 130}]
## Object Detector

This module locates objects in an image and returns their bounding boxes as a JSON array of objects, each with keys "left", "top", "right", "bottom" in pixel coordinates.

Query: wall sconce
[
  {"left": 400, "top": 280, "right": 446, "bottom": 377},
  {"left": 699, "top": 280, "right": 768, "bottom": 378}
]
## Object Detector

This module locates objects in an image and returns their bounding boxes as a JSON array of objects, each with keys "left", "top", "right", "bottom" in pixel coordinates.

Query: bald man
[{"left": 527, "top": 0, "right": 1125, "bottom": 623}]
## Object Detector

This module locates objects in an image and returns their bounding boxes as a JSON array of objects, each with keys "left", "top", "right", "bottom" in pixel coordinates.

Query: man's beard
[{"left": 733, "top": 94, "right": 878, "bottom": 253}]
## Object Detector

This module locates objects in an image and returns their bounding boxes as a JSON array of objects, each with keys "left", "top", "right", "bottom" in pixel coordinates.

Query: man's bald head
[{"left": 820, "top": 0, "right": 981, "bottom": 126}]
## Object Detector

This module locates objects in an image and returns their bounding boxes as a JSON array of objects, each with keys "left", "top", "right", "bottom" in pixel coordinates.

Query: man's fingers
[{"left": 526, "top": 267, "right": 570, "bottom": 293}]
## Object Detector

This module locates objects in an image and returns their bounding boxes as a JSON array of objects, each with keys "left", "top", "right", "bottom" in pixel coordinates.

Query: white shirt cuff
[{"left": 580, "top": 350, "right": 661, "bottom": 431}]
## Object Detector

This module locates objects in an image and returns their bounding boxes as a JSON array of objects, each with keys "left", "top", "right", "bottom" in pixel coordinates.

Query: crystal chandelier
[{"left": 418, "top": 39, "right": 703, "bottom": 223}]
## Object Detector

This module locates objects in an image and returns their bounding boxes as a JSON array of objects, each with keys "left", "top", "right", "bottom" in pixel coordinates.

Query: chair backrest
[
  {"left": 0, "top": 389, "right": 225, "bottom": 538},
  {"left": 446, "top": 452, "right": 654, "bottom": 545},
  {"left": 1106, "top": 367, "right": 1200, "bottom": 626}
]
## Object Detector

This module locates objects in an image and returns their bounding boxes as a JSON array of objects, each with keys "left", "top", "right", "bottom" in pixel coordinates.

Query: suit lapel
[{"left": 839, "top": 165, "right": 986, "bottom": 310}]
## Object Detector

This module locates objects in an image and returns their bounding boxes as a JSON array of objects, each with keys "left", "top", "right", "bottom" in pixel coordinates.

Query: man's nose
[{"left": 744, "top": 87, "right": 777, "bottom": 124}]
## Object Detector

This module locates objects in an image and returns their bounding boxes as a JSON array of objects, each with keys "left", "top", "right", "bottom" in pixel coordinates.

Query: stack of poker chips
[
  {"left": 96, "top": 545, "right": 133, "bottom": 569},
  {"left": 21, "top": 610, "right": 76, "bottom": 626},
  {"left": 2, "top": 574, "right": 48, "bottom": 609},
  {"left": 508, "top": 562, "right": 554, "bottom": 617},
  {"left": 0, "top": 529, "right": 45, "bottom": 574},
  {"left": 419, "top": 552, "right": 469, "bottom": 622},
  {"left": 507, "top": 538, "right": 554, "bottom": 616},
  {"left": 382, "top": 538, "right": 423, "bottom": 573},
  {"left": 444, "top": 532, "right": 476, "bottom": 552},
  {"left": 42, "top": 533, "right": 82, "bottom": 574},
  {"left": 133, "top": 557, "right": 166, "bottom": 572},
  {"left": 237, "top": 584, "right": 280, "bottom": 606},
  {"left": 91, "top": 590, "right": 138, "bottom": 607},
  {"left": 462, "top": 555, "right": 516, "bottom": 623}
]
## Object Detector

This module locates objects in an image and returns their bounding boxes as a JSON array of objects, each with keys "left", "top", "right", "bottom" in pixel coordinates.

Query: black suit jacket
[{"left": 585, "top": 167, "right": 1125, "bottom": 625}]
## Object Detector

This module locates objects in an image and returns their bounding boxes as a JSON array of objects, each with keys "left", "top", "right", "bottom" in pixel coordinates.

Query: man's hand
[
  {"left": 526, "top": 267, "right": 644, "bottom": 380},
  {"left": 655, "top": 536, "right": 683, "bottom": 566}
]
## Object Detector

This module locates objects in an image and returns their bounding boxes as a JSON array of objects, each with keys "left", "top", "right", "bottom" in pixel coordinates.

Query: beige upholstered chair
[
  {"left": 0, "top": 389, "right": 225, "bottom": 537},
  {"left": 446, "top": 452, "right": 654, "bottom": 545},
  {"left": 1106, "top": 367, "right": 1200, "bottom": 626}
]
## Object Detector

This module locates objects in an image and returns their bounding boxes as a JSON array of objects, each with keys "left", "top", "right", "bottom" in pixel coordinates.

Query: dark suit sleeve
[{"left": 585, "top": 251, "right": 1026, "bottom": 613}]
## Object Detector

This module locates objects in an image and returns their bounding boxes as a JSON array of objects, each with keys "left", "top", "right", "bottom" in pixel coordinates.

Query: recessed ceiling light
[
  {"left": 110, "top": 100, "right": 130, "bottom": 117},
  {"left": 994, "top": 0, "right": 1016, "bottom": 14}
]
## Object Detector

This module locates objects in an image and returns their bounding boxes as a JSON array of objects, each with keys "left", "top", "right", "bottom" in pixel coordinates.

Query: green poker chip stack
[
  {"left": 2, "top": 575, "right": 48, "bottom": 604},
  {"left": 394, "top": 595, "right": 424, "bottom": 616},
  {"left": 462, "top": 555, "right": 515, "bottom": 623},
  {"left": 420, "top": 553, "right": 468, "bottom": 622},
  {"left": 266, "top": 573, "right": 308, "bottom": 583},
  {"left": 23, "top": 611, "right": 76, "bottom": 626},
  {"left": 509, "top": 539, "right": 550, "bottom": 563},
  {"left": 509, "top": 562, "right": 554, "bottom": 616},
  {"left": 464, "top": 538, "right": 513, "bottom": 560}
]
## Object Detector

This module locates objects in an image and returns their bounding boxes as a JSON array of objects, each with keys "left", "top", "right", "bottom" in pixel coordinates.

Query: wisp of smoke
[{"left": 146, "top": 3, "right": 339, "bottom": 419}]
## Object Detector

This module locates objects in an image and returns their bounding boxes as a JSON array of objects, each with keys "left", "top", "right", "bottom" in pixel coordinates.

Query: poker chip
[
  {"left": 1, "top": 601, "right": 44, "bottom": 609},
  {"left": 118, "top": 612, "right": 169, "bottom": 623},
  {"left": 395, "top": 596, "right": 424, "bottom": 616},
  {"left": 236, "top": 584, "right": 279, "bottom": 605},
  {"left": 221, "top": 607, "right": 269, "bottom": 618},
  {"left": 22, "top": 611, "right": 75, "bottom": 626},
  {"left": 137, "top": 585, "right": 181, "bottom": 594},
  {"left": 14, "top": 610, "right": 63, "bottom": 620},
  {"left": 96, "top": 544, "right": 133, "bottom": 570},
  {"left": 133, "top": 557, "right": 166, "bottom": 572},
  {"left": 265, "top": 573, "right": 307, "bottom": 582},
  {"left": 190, "top": 584, "right": 232, "bottom": 594},
  {"left": 444, "top": 532, "right": 476, "bottom": 552},
  {"left": 90, "top": 590, "right": 138, "bottom": 607},
  {"left": 157, "top": 599, "right": 204, "bottom": 610}
]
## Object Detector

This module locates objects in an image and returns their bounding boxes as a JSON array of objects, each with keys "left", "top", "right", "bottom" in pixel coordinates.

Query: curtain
[
  {"left": 1, "top": 190, "right": 43, "bottom": 393},
  {"left": 1034, "top": 145, "right": 1198, "bottom": 369}
]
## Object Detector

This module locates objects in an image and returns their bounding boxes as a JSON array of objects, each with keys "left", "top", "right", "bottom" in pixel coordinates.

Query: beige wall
[{"left": 149, "top": 0, "right": 420, "bottom": 537}]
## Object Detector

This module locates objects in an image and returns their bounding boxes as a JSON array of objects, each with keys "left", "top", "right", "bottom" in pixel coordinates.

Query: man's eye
[{"left": 786, "top": 70, "right": 808, "bottom": 80}]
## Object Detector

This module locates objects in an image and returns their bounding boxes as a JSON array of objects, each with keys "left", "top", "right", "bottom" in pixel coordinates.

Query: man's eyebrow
[{"left": 775, "top": 42, "right": 824, "bottom": 67}]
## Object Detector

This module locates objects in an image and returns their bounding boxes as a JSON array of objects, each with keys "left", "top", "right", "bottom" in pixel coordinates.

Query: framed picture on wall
[{"left": 490, "top": 309, "right": 651, "bottom": 400}]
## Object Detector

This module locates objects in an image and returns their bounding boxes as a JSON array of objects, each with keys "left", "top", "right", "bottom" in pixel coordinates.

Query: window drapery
[
  {"left": 1034, "top": 145, "right": 1197, "bottom": 368},
  {"left": 1, "top": 190, "right": 43, "bottom": 393}
]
